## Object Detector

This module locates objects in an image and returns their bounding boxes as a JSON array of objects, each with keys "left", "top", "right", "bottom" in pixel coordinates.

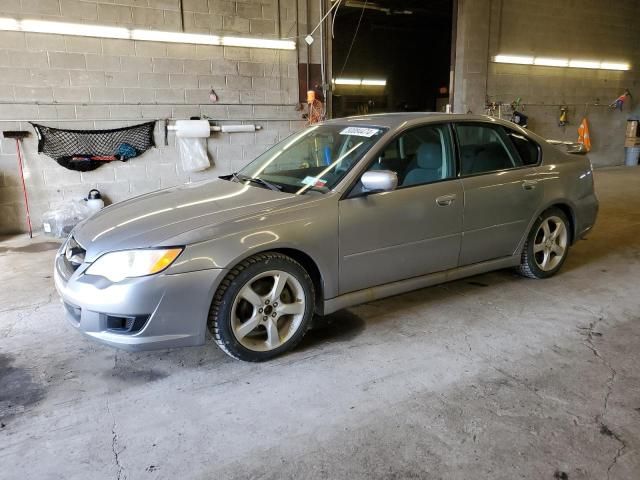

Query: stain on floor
[
  {"left": 0, "top": 354, "right": 46, "bottom": 420},
  {"left": 0, "top": 242, "right": 61, "bottom": 254}
]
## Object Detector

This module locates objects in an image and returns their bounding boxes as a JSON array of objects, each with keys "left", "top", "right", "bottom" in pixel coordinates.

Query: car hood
[{"left": 73, "top": 179, "right": 308, "bottom": 261}]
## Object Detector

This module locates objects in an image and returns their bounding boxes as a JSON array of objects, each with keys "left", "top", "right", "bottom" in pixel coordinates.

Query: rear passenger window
[
  {"left": 506, "top": 130, "right": 540, "bottom": 166},
  {"left": 455, "top": 124, "right": 520, "bottom": 176}
]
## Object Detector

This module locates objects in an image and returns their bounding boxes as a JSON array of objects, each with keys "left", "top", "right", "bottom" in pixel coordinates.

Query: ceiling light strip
[
  {"left": 494, "top": 54, "right": 630, "bottom": 71},
  {"left": 0, "top": 17, "right": 296, "bottom": 50},
  {"left": 334, "top": 78, "right": 387, "bottom": 86}
]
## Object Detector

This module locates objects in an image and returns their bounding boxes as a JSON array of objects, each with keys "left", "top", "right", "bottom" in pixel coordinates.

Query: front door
[{"left": 338, "top": 123, "right": 463, "bottom": 294}]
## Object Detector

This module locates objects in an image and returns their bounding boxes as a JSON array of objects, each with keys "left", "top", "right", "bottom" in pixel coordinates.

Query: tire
[
  {"left": 208, "top": 252, "right": 315, "bottom": 361},
  {"left": 517, "top": 207, "right": 571, "bottom": 279}
]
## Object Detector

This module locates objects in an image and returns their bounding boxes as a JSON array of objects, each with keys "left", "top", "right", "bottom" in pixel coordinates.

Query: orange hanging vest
[{"left": 578, "top": 118, "right": 592, "bottom": 151}]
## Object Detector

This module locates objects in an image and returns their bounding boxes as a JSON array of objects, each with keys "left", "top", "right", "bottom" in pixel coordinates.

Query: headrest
[{"left": 416, "top": 143, "right": 442, "bottom": 169}]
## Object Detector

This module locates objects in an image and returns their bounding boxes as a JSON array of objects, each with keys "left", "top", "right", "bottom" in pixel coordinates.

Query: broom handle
[{"left": 15, "top": 139, "right": 33, "bottom": 238}]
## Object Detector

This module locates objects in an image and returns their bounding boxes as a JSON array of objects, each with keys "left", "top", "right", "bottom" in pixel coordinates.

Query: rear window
[{"left": 505, "top": 130, "right": 540, "bottom": 166}]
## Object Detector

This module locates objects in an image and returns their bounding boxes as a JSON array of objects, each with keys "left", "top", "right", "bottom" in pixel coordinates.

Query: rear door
[
  {"left": 338, "top": 123, "right": 463, "bottom": 294},
  {"left": 454, "top": 122, "right": 543, "bottom": 265}
]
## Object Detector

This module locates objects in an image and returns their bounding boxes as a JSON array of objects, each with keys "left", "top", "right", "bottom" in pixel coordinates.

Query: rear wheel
[
  {"left": 209, "top": 252, "right": 315, "bottom": 361},
  {"left": 517, "top": 208, "right": 570, "bottom": 279}
]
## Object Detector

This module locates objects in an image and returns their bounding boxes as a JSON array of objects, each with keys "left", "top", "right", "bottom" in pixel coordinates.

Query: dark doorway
[{"left": 331, "top": 0, "right": 454, "bottom": 118}]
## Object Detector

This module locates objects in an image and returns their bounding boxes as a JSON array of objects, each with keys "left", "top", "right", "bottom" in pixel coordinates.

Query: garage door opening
[{"left": 331, "top": 0, "right": 454, "bottom": 118}]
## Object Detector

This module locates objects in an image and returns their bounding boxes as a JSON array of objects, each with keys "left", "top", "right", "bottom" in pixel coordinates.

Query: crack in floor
[
  {"left": 106, "top": 399, "right": 126, "bottom": 480},
  {"left": 578, "top": 318, "right": 627, "bottom": 480}
]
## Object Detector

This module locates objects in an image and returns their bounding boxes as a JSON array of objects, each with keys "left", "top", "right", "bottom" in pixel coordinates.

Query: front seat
[{"left": 403, "top": 143, "right": 442, "bottom": 186}]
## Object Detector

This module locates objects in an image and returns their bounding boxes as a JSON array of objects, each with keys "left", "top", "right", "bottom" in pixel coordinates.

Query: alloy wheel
[
  {"left": 533, "top": 216, "right": 568, "bottom": 272},
  {"left": 230, "top": 270, "right": 306, "bottom": 352}
]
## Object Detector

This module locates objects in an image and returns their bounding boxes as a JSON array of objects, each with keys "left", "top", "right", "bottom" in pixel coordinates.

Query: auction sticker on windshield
[
  {"left": 302, "top": 176, "right": 327, "bottom": 188},
  {"left": 339, "top": 127, "right": 381, "bottom": 137}
]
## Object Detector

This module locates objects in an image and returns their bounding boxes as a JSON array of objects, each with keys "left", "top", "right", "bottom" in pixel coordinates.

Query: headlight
[{"left": 85, "top": 248, "right": 183, "bottom": 283}]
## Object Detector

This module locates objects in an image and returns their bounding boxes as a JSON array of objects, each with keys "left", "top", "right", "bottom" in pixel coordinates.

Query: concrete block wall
[
  {"left": 454, "top": 0, "right": 640, "bottom": 167},
  {"left": 0, "top": 0, "right": 317, "bottom": 234}
]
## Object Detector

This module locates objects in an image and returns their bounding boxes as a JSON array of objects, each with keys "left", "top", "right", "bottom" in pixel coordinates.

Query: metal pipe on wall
[
  {"left": 0, "top": 118, "right": 303, "bottom": 123},
  {"left": 449, "top": 0, "right": 458, "bottom": 110},
  {"left": 0, "top": 102, "right": 298, "bottom": 107},
  {"left": 325, "top": 0, "right": 333, "bottom": 118},
  {"left": 319, "top": 0, "right": 326, "bottom": 102},
  {"left": 306, "top": 0, "right": 311, "bottom": 94}
]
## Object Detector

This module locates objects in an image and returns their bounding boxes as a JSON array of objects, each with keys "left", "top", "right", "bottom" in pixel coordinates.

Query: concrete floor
[{"left": 1, "top": 168, "right": 639, "bottom": 480}]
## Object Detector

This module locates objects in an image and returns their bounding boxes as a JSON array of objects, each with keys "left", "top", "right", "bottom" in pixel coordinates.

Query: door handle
[
  {"left": 522, "top": 180, "right": 538, "bottom": 190},
  {"left": 436, "top": 194, "right": 456, "bottom": 206}
]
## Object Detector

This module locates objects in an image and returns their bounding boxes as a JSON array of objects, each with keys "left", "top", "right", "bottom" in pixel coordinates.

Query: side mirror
[{"left": 361, "top": 170, "right": 398, "bottom": 193}]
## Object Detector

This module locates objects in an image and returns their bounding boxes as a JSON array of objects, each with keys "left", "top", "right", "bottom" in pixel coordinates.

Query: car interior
[
  {"left": 456, "top": 125, "right": 519, "bottom": 175},
  {"left": 366, "top": 125, "right": 453, "bottom": 187}
]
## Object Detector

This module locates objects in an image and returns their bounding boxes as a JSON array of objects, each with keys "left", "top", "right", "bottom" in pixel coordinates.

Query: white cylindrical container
[
  {"left": 175, "top": 120, "right": 211, "bottom": 138},
  {"left": 86, "top": 198, "right": 104, "bottom": 213},
  {"left": 85, "top": 189, "right": 105, "bottom": 214},
  {"left": 220, "top": 124, "right": 257, "bottom": 133}
]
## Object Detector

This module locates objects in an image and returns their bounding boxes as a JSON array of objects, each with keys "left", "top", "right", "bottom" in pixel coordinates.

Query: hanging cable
[
  {"left": 278, "top": 0, "right": 342, "bottom": 42},
  {"left": 307, "top": 0, "right": 343, "bottom": 38},
  {"left": 331, "top": 0, "right": 342, "bottom": 38},
  {"left": 338, "top": 0, "right": 368, "bottom": 79}
]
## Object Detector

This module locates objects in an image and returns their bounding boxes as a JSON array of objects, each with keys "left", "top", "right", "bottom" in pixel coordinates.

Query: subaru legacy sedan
[{"left": 55, "top": 113, "right": 598, "bottom": 361}]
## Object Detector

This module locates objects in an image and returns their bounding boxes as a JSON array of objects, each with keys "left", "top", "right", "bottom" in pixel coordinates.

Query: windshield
[{"left": 236, "top": 124, "right": 386, "bottom": 194}]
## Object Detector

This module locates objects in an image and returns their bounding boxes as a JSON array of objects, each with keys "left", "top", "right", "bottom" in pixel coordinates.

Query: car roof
[{"left": 321, "top": 112, "right": 498, "bottom": 128}]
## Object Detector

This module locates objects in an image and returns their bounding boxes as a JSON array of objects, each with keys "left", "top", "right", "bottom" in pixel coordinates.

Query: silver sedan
[{"left": 54, "top": 113, "right": 598, "bottom": 361}]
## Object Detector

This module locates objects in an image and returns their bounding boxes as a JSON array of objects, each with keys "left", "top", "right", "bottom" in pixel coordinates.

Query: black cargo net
[{"left": 31, "top": 122, "right": 156, "bottom": 172}]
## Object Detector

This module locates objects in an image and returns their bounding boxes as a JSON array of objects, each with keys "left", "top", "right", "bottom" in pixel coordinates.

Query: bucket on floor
[{"left": 625, "top": 146, "right": 640, "bottom": 166}]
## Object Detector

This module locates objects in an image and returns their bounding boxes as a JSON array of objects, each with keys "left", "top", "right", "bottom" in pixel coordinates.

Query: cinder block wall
[
  {"left": 0, "top": 0, "right": 319, "bottom": 234},
  {"left": 454, "top": 0, "right": 640, "bottom": 167}
]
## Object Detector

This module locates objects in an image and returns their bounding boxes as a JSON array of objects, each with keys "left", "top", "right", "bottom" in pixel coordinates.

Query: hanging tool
[
  {"left": 559, "top": 105, "right": 569, "bottom": 126},
  {"left": 610, "top": 89, "right": 632, "bottom": 111},
  {"left": 1, "top": 130, "right": 33, "bottom": 237},
  {"left": 510, "top": 98, "right": 528, "bottom": 127}
]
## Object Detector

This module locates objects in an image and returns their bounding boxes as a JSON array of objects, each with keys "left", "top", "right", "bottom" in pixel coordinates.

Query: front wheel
[
  {"left": 517, "top": 208, "right": 570, "bottom": 279},
  {"left": 208, "top": 252, "right": 315, "bottom": 361}
]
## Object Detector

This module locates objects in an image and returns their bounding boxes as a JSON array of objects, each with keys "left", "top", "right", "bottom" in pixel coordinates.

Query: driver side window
[{"left": 366, "top": 124, "right": 455, "bottom": 188}]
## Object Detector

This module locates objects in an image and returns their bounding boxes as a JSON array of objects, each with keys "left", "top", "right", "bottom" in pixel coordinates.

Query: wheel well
[
  {"left": 269, "top": 248, "right": 324, "bottom": 314},
  {"left": 549, "top": 203, "right": 576, "bottom": 244}
]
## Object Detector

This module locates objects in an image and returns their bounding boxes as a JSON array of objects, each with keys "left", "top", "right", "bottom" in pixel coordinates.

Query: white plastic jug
[{"left": 85, "top": 189, "right": 105, "bottom": 214}]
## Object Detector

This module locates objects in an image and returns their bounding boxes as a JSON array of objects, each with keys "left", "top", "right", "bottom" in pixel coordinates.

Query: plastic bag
[
  {"left": 42, "top": 200, "right": 92, "bottom": 238},
  {"left": 177, "top": 137, "right": 210, "bottom": 172}
]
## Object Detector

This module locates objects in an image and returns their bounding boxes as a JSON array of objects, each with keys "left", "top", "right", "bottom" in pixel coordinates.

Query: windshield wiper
[{"left": 232, "top": 172, "right": 282, "bottom": 192}]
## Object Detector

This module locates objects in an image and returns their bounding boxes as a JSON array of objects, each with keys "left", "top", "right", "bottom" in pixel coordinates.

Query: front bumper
[{"left": 54, "top": 253, "right": 226, "bottom": 351}]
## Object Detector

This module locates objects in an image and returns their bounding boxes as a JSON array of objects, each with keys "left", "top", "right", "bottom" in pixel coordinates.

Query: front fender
[{"left": 167, "top": 196, "right": 340, "bottom": 299}]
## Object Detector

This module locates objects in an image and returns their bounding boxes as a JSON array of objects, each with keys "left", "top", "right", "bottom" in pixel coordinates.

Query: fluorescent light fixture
[
  {"left": 22, "top": 19, "right": 129, "bottom": 39},
  {"left": 495, "top": 53, "right": 631, "bottom": 71},
  {"left": 334, "top": 78, "right": 387, "bottom": 86},
  {"left": 533, "top": 57, "right": 569, "bottom": 67},
  {"left": 335, "top": 78, "right": 362, "bottom": 85},
  {"left": 494, "top": 55, "right": 534, "bottom": 65},
  {"left": 221, "top": 36, "right": 294, "bottom": 49},
  {"left": 361, "top": 79, "right": 386, "bottom": 86},
  {"left": 600, "top": 62, "right": 630, "bottom": 71},
  {"left": 131, "top": 29, "right": 219, "bottom": 45},
  {"left": 0, "top": 17, "right": 19, "bottom": 30},
  {"left": 0, "top": 17, "right": 295, "bottom": 50},
  {"left": 568, "top": 60, "right": 602, "bottom": 69}
]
